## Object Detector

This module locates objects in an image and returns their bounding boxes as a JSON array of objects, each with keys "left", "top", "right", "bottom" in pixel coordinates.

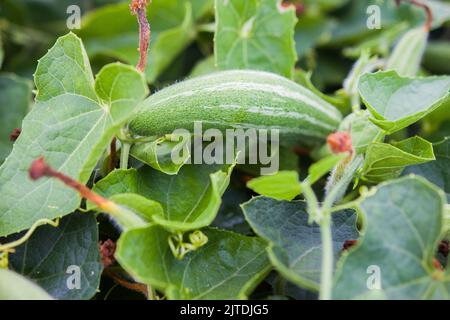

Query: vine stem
[
  {"left": 0, "top": 218, "right": 59, "bottom": 252},
  {"left": 319, "top": 214, "right": 333, "bottom": 300},
  {"left": 131, "top": 0, "right": 151, "bottom": 72},
  {"left": 395, "top": 0, "right": 433, "bottom": 31},
  {"left": 120, "top": 142, "right": 131, "bottom": 169}
]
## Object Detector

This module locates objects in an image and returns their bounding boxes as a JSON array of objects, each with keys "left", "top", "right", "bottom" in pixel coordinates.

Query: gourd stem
[
  {"left": 120, "top": 142, "right": 131, "bottom": 170},
  {"left": 319, "top": 213, "right": 333, "bottom": 300}
]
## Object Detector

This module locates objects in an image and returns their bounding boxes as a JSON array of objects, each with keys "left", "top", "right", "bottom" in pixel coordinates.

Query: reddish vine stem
[
  {"left": 103, "top": 268, "right": 149, "bottom": 298},
  {"left": 395, "top": 0, "right": 433, "bottom": 31},
  {"left": 130, "top": 0, "right": 151, "bottom": 72},
  {"left": 29, "top": 157, "right": 111, "bottom": 210}
]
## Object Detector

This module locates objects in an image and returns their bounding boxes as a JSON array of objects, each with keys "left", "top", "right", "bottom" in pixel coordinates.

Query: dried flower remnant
[
  {"left": 327, "top": 131, "right": 353, "bottom": 155},
  {"left": 130, "top": 0, "right": 151, "bottom": 72}
]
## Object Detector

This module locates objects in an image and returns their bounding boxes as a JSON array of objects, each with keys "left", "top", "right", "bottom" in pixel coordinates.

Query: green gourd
[{"left": 129, "top": 70, "right": 342, "bottom": 146}]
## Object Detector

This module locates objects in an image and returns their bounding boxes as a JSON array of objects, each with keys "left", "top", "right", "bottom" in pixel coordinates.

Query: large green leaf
[
  {"left": 333, "top": 176, "right": 448, "bottom": 299},
  {"left": 214, "top": 0, "right": 297, "bottom": 78},
  {"left": 242, "top": 197, "right": 358, "bottom": 291},
  {"left": 8, "top": 213, "right": 102, "bottom": 300},
  {"left": 92, "top": 163, "right": 234, "bottom": 232},
  {"left": 403, "top": 137, "right": 450, "bottom": 201},
  {"left": 359, "top": 71, "right": 450, "bottom": 134},
  {"left": 0, "top": 74, "right": 32, "bottom": 163},
  {"left": 79, "top": 0, "right": 196, "bottom": 83},
  {"left": 0, "top": 269, "right": 53, "bottom": 300},
  {"left": 116, "top": 226, "right": 271, "bottom": 299},
  {"left": 362, "top": 136, "right": 435, "bottom": 183},
  {"left": 0, "top": 33, "right": 148, "bottom": 237}
]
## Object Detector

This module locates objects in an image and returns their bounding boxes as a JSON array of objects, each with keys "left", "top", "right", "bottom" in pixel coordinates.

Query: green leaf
[
  {"left": 109, "top": 193, "right": 164, "bottom": 223},
  {"left": 0, "top": 269, "right": 53, "bottom": 300},
  {"left": 246, "top": 171, "right": 301, "bottom": 201},
  {"left": 92, "top": 163, "right": 234, "bottom": 232},
  {"left": 333, "top": 176, "right": 448, "bottom": 299},
  {"left": 8, "top": 213, "right": 102, "bottom": 300},
  {"left": 359, "top": 71, "right": 450, "bottom": 134},
  {"left": 403, "top": 137, "right": 450, "bottom": 201},
  {"left": 0, "top": 74, "right": 32, "bottom": 163},
  {"left": 0, "top": 33, "right": 148, "bottom": 237},
  {"left": 116, "top": 226, "right": 271, "bottom": 299},
  {"left": 214, "top": 0, "right": 297, "bottom": 78},
  {"left": 242, "top": 197, "right": 358, "bottom": 291},
  {"left": 130, "top": 135, "right": 191, "bottom": 175},
  {"left": 362, "top": 136, "right": 435, "bottom": 183},
  {"left": 79, "top": 0, "right": 196, "bottom": 83},
  {"left": 308, "top": 154, "right": 347, "bottom": 185},
  {"left": 294, "top": 14, "right": 333, "bottom": 58},
  {"left": 339, "top": 110, "right": 381, "bottom": 154}
]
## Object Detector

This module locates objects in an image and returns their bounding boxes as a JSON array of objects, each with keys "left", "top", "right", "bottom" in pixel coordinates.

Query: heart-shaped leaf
[
  {"left": 215, "top": 0, "right": 297, "bottom": 78},
  {"left": 92, "top": 163, "right": 234, "bottom": 232},
  {"left": 8, "top": 213, "right": 102, "bottom": 300},
  {"left": 362, "top": 136, "right": 435, "bottom": 183},
  {"left": 333, "top": 176, "right": 448, "bottom": 299},
  {"left": 116, "top": 226, "right": 271, "bottom": 299},
  {"left": 359, "top": 71, "right": 450, "bottom": 134},
  {"left": 0, "top": 33, "right": 148, "bottom": 237},
  {"left": 242, "top": 197, "right": 358, "bottom": 291}
]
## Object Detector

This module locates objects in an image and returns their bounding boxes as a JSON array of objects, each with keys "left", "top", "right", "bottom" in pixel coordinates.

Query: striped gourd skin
[{"left": 129, "top": 70, "right": 342, "bottom": 146}]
